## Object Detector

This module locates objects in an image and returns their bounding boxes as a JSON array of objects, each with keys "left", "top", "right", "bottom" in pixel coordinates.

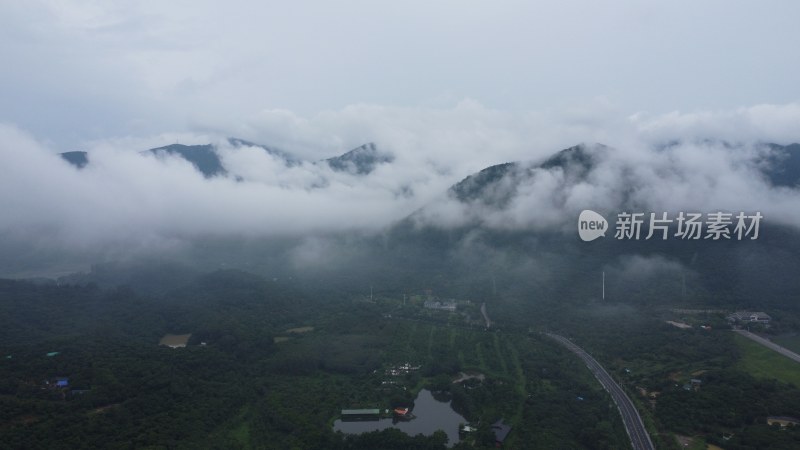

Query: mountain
[
  {"left": 59, "top": 139, "right": 391, "bottom": 179},
  {"left": 227, "top": 137, "right": 301, "bottom": 166},
  {"left": 27, "top": 140, "right": 800, "bottom": 318},
  {"left": 763, "top": 143, "right": 800, "bottom": 187},
  {"left": 448, "top": 144, "right": 602, "bottom": 207},
  {"left": 324, "top": 142, "right": 393, "bottom": 175},
  {"left": 145, "top": 140, "right": 394, "bottom": 178},
  {"left": 146, "top": 144, "right": 226, "bottom": 178},
  {"left": 380, "top": 141, "right": 800, "bottom": 314},
  {"left": 59, "top": 151, "right": 88, "bottom": 169}
]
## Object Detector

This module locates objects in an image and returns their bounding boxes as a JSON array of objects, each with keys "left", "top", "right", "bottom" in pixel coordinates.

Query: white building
[
  {"left": 423, "top": 300, "right": 456, "bottom": 312},
  {"left": 727, "top": 311, "right": 771, "bottom": 324}
]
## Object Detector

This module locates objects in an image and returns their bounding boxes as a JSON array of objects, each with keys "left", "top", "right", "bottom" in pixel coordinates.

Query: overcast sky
[{"left": 1, "top": 1, "right": 799, "bottom": 151}]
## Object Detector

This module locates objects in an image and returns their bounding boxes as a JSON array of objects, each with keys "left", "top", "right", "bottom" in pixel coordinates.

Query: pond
[{"left": 333, "top": 389, "right": 466, "bottom": 446}]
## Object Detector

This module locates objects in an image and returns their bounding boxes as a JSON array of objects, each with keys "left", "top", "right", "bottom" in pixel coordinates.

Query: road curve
[
  {"left": 733, "top": 329, "right": 800, "bottom": 363},
  {"left": 546, "top": 333, "right": 655, "bottom": 450}
]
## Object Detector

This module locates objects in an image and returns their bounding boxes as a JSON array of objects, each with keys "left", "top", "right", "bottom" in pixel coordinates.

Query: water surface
[{"left": 333, "top": 389, "right": 466, "bottom": 446}]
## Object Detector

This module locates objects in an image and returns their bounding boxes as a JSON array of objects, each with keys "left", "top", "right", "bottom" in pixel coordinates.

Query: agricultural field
[{"left": 733, "top": 333, "right": 800, "bottom": 387}]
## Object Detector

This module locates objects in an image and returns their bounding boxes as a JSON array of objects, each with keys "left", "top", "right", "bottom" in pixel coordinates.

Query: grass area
[
  {"left": 427, "top": 326, "right": 435, "bottom": 360},
  {"left": 772, "top": 334, "right": 800, "bottom": 354},
  {"left": 230, "top": 419, "right": 251, "bottom": 448},
  {"left": 493, "top": 333, "right": 509, "bottom": 375},
  {"left": 475, "top": 341, "right": 487, "bottom": 371},
  {"left": 734, "top": 333, "right": 800, "bottom": 387}
]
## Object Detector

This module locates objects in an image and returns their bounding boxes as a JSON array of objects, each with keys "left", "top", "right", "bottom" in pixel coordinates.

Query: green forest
[{"left": 1, "top": 265, "right": 800, "bottom": 449}]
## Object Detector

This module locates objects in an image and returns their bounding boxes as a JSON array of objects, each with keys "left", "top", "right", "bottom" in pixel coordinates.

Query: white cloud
[
  {"left": 3, "top": 2, "right": 800, "bottom": 149},
  {"left": 1, "top": 100, "right": 799, "bottom": 260}
]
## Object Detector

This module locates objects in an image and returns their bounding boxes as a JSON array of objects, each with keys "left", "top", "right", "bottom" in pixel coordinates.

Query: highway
[
  {"left": 546, "top": 333, "right": 655, "bottom": 450},
  {"left": 733, "top": 329, "right": 800, "bottom": 363}
]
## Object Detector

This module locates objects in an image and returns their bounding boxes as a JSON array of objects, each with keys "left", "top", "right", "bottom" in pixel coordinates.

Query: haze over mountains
[
  {"left": 1, "top": 101, "right": 800, "bottom": 313},
  {"left": 1, "top": 122, "right": 798, "bottom": 313},
  {"left": 57, "top": 138, "right": 800, "bottom": 234}
]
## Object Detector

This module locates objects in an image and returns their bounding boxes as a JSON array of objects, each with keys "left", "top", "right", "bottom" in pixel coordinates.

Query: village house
[
  {"left": 726, "top": 311, "right": 771, "bottom": 325},
  {"left": 423, "top": 300, "right": 456, "bottom": 312}
]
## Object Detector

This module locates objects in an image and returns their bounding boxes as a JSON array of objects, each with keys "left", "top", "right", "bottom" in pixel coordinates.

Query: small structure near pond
[{"left": 492, "top": 419, "right": 512, "bottom": 446}]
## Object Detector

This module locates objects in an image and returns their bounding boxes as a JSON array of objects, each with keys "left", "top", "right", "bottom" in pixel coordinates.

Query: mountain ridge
[{"left": 59, "top": 138, "right": 394, "bottom": 178}]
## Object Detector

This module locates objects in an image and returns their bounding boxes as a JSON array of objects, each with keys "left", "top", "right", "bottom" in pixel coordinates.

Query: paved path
[
  {"left": 480, "top": 302, "right": 491, "bottom": 329},
  {"left": 546, "top": 333, "right": 655, "bottom": 450},
  {"left": 733, "top": 329, "right": 800, "bottom": 363}
]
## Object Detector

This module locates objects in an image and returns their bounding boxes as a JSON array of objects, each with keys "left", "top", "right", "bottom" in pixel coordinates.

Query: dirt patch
[
  {"left": 452, "top": 372, "right": 485, "bottom": 384},
  {"left": 159, "top": 333, "right": 191, "bottom": 348},
  {"left": 286, "top": 326, "right": 314, "bottom": 334}
]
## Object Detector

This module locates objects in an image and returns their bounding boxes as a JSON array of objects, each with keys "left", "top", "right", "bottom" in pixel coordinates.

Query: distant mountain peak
[
  {"left": 538, "top": 143, "right": 604, "bottom": 171},
  {"left": 60, "top": 151, "right": 89, "bottom": 169},
  {"left": 325, "top": 142, "right": 394, "bottom": 175},
  {"left": 449, "top": 162, "right": 520, "bottom": 204},
  {"left": 227, "top": 138, "right": 301, "bottom": 166},
  {"left": 147, "top": 144, "right": 225, "bottom": 178},
  {"left": 448, "top": 143, "right": 607, "bottom": 206},
  {"left": 757, "top": 143, "right": 800, "bottom": 188}
]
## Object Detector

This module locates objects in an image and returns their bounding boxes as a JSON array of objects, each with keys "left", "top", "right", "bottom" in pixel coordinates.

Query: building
[
  {"left": 727, "top": 311, "right": 771, "bottom": 325},
  {"left": 424, "top": 300, "right": 456, "bottom": 312},
  {"left": 767, "top": 416, "right": 800, "bottom": 427},
  {"left": 459, "top": 424, "right": 477, "bottom": 433},
  {"left": 492, "top": 419, "right": 512, "bottom": 446}
]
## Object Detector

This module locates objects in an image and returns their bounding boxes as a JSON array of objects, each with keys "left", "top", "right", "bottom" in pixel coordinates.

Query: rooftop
[
  {"left": 492, "top": 419, "right": 512, "bottom": 443},
  {"left": 341, "top": 409, "right": 380, "bottom": 416}
]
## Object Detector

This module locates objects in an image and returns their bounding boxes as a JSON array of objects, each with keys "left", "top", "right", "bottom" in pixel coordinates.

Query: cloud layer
[
  {"left": 2, "top": 2, "right": 800, "bottom": 149},
  {"left": 1, "top": 102, "right": 799, "bottom": 259}
]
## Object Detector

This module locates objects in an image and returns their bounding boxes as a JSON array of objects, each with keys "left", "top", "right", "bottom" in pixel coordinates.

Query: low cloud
[{"left": 1, "top": 102, "right": 799, "bottom": 261}]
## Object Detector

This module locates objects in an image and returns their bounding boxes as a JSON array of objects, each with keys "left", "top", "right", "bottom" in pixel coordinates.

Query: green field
[
  {"left": 734, "top": 333, "right": 800, "bottom": 387},
  {"left": 772, "top": 334, "right": 800, "bottom": 354}
]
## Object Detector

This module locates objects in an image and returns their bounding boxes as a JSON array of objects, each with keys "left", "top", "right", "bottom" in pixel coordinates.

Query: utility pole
[{"left": 602, "top": 271, "right": 605, "bottom": 300}]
